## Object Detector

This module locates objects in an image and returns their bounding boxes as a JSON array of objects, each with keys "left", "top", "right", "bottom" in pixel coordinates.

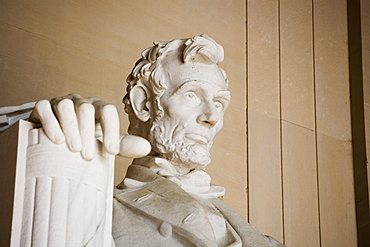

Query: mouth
[{"left": 184, "top": 133, "right": 209, "bottom": 146}]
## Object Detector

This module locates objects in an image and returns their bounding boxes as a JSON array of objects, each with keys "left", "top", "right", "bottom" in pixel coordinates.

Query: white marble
[
  {"left": 0, "top": 120, "right": 115, "bottom": 247},
  {"left": 2, "top": 35, "right": 284, "bottom": 246}
]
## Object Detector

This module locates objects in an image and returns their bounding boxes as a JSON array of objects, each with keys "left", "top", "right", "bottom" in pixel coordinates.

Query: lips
[{"left": 185, "top": 133, "right": 209, "bottom": 145}]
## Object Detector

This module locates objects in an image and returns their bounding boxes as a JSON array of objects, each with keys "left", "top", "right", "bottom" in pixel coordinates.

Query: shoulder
[{"left": 210, "top": 198, "right": 284, "bottom": 247}]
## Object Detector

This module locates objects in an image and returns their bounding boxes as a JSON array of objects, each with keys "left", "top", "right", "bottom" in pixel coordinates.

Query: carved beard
[{"left": 149, "top": 119, "right": 211, "bottom": 172}]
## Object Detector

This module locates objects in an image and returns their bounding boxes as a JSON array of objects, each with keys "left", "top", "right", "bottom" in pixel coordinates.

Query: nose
[{"left": 197, "top": 101, "right": 219, "bottom": 127}]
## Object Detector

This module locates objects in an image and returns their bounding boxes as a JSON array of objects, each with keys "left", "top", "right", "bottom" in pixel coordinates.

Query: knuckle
[
  {"left": 102, "top": 104, "right": 118, "bottom": 114},
  {"left": 35, "top": 99, "right": 51, "bottom": 111},
  {"left": 50, "top": 97, "right": 61, "bottom": 105},
  {"left": 78, "top": 102, "right": 94, "bottom": 114},
  {"left": 57, "top": 98, "right": 73, "bottom": 112},
  {"left": 35, "top": 99, "right": 51, "bottom": 114},
  {"left": 69, "top": 93, "right": 81, "bottom": 98},
  {"left": 88, "top": 96, "right": 101, "bottom": 102}
]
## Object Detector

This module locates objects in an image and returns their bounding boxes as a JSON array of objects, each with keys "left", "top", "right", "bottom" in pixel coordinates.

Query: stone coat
[{"left": 112, "top": 165, "right": 284, "bottom": 247}]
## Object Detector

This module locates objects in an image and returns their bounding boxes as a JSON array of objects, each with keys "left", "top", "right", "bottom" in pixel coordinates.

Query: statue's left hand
[{"left": 29, "top": 94, "right": 121, "bottom": 160}]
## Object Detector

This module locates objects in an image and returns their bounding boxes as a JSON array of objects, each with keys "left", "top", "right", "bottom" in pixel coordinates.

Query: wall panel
[
  {"left": 247, "top": 0, "right": 280, "bottom": 120},
  {"left": 279, "top": 1, "right": 319, "bottom": 245},
  {"left": 314, "top": 0, "right": 357, "bottom": 246},
  {"left": 280, "top": 0, "right": 315, "bottom": 130},
  {"left": 247, "top": 0, "right": 284, "bottom": 242},
  {"left": 282, "top": 121, "right": 320, "bottom": 247},
  {"left": 248, "top": 111, "right": 283, "bottom": 241},
  {"left": 247, "top": 0, "right": 358, "bottom": 245},
  {"left": 358, "top": 0, "right": 370, "bottom": 245},
  {"left": 317, "top": 133, "right": 357, "bottom": 246},
  {"left": 361, "top": 0, "right": 370, "bottom": 200},
  {"left": 313, "top": 0, "right": 352, "bottom": 141}
]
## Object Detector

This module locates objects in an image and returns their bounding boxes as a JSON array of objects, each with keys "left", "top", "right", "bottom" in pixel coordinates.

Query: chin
[
  {"left": 161, "top": 142, "right": 211, "bottom": 171},
  {"left": 149, "top": 122, "right": 212, "bottom": 171}
]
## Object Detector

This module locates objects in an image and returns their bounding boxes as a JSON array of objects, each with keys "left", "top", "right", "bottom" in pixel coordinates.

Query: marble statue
[{"left": 2, "top": 35, "right": 284, "bottom": 246}]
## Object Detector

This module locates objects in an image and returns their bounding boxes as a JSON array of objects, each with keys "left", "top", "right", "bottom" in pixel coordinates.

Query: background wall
[
  {"left": 1, "top": 0, "right": 368, "bottom": 246},
  {"left": 247, "top": 0, "right": 362, "bottom": 246},
  {"left": 358, "top": 0, "right": 370, "bottom": 244}
]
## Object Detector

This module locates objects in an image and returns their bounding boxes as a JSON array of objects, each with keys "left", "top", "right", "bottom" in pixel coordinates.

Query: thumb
[{"left": 118, "top": 134, "right": 151, "bottom": 158}]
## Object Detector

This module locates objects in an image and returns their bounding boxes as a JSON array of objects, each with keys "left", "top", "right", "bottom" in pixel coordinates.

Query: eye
[
  {"left": 215, "top": 101, "right": 223, "bottom": 110},
  {"left": 184, "top": 92, "right": 197, "bottom": 100}
]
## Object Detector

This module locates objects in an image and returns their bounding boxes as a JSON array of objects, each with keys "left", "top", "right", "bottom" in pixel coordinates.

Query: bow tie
[{"left": 123, "top": 156, "right": 225, "bottom": 199}]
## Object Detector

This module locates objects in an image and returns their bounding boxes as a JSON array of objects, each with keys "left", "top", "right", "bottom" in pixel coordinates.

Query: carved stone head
[{"left": 123, "top": 35, "right": 230, "bottom": 173}]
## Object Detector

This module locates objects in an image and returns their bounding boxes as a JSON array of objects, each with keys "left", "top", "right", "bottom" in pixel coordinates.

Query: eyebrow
[
  {"left": 174, "top": 81, "right": 207, "bottom": 94},
  {"left": 215, "top": 91, "right": 231, "bottom": 101},
  {"left": 174, "top": 81, "right": 230, "bottom": 100}
]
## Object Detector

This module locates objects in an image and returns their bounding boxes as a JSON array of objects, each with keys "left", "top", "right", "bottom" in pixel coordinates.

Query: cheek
[
  {"left": 213, "top": 118, "right": 224, "bottom": 135},
  {"left": 166, "top": 106, "right": 199, "bottom": 127},
  {"left": 159, "top": 116, "right": 186, "bottom": 140},
  {"left": 167, "top": 95, "right": 201, "bottom": 113}
]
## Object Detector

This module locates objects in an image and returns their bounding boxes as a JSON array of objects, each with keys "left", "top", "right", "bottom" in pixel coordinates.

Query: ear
[{"left": 130, "top": 85, "right": 151, "bottom": 122}]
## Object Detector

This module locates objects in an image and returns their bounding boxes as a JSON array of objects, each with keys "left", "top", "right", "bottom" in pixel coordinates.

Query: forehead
[{"left": 162, "top": 59, "right": 228, "bottom": 92}]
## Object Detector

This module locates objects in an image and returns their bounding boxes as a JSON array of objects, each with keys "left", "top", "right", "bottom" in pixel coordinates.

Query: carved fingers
[
  {"left": 54, "top": 97, "right": 83, "bottom": 152},
  {"left": 29, "top": 99, "right": 66, "bottom": 144},
  {"left": 29, "top": 93, "right": 152, "bottom": 160},
  {"left": 91, "top": 98, "right": 120, "bottom": 156},
  {"left": 30, "top": 94, "right": 120, "bottom": 160},
  {"left": 75, "top": 99, "right": 96, "bottom": 159},
  {"left": 119, "top": 134, "right": 151, "bottom": 158}
]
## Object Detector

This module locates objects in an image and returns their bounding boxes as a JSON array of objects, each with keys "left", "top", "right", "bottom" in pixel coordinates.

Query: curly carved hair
[{"left": 123, "top": 34, "right": 227, "bottom": 135}]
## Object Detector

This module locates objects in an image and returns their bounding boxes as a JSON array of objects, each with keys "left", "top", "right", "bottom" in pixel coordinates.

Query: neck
[
  {"left": 133, "top": 155, "right": 204, "bottom": 176},
  {"left": 127, "top": 155, "right": 226, "bottom": 199}
]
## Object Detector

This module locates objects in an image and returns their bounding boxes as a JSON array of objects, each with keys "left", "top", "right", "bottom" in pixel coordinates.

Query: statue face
[{"left": 149, "top": 59, "right": 230, "bottom": 172}]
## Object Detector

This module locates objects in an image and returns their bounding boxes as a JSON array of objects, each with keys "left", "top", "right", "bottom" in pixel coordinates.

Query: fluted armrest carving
[{"left": 0, "top": 120, "right": 115, "bottom": 247}]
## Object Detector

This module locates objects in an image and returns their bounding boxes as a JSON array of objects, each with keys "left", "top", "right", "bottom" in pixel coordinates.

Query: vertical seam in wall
[
  {"left": 245, "top": 0, "right": 250, "bottom": 222},
  {"left": 277, "top": 0, "right": 285, "bottom": 243},
  {"left": 347, "top": 0, "right": 369, "bottom": 243},
  {"left": 312, "top": 0, "right": 322, "bottom": 246}
]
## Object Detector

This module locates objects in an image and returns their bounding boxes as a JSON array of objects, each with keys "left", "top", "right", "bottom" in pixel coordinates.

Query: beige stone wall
[
  {"left": 359, "top": 0, "right": 370, "bottom": 244},
  {"left": 362, "top": 0, "right": 370, "bottom": 168},
  {"left": 247, "top": 0, "right": 357, "bottom": 246}
]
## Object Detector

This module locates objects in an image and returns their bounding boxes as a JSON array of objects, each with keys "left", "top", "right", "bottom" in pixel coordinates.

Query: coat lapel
[{"left": 114, "top": 166, "right": 218, "bottom": 247}]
